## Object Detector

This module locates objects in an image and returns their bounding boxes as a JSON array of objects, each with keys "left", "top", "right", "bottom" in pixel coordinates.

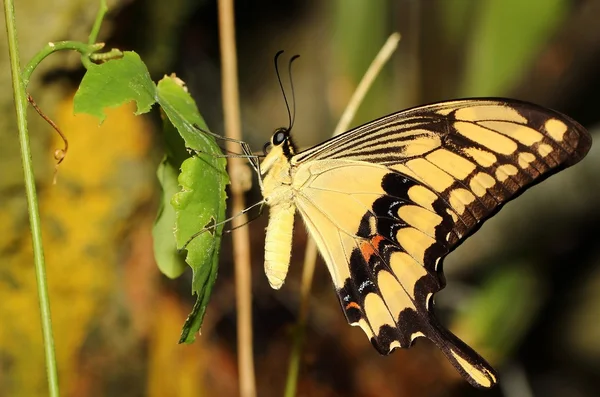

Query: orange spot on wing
[
  {"left": 371, "top": 235, "right": 385, "bottom": 248},
  {"left": 360, "top": 234, "right": 386, "bottom": 262},
  {"left": 345, "top": 301, "right": 361, "bottom": 311}
]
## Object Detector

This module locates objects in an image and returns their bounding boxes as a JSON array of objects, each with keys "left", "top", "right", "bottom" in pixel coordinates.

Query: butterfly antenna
[
  {"left": 274, "top": 50, "right": 293, "bottom": 130},
  {"left": 288, "top": 54, "right": 300, "bottom": 130}
]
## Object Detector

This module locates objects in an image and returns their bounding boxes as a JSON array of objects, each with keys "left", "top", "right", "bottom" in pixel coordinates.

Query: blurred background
[{"left": 1, "top": 0, "right": 599, "bottom": 396}]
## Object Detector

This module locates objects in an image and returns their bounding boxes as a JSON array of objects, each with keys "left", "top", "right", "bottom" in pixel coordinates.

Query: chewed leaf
[
  {"left": 152, "top": 114, "right": 192, "bottom": 279},
  {"left": 173, "top": 154, "right": 228, "bottom": 343},
  {"left": 74, "top": 51, "right": 156, "bottom": 122},
  {"left": 155, "top": 74, "right": 229, "bottom": 343}
]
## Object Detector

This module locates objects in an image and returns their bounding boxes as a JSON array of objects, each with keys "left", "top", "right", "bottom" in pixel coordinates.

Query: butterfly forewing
[{"left": 263, "top": 98, "right": 591, "bottom": 388}]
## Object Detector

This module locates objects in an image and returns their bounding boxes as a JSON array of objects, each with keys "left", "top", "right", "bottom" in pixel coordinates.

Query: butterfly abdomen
[{"left": 264, "top": 202, "right": 296, "bottom": 289}]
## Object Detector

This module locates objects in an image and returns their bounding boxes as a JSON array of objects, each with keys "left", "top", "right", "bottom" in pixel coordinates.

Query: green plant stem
[
  {"left": 22, "top": 1, "right": 116, "bottom": 87},
  {"left": 88, "top": 0, "right": 108, "bottom": 44},
  {"left": 283, "top": 242, "right": 317, "bottom": 397},
  {"left": 3, "top": 0, "right": 60, "bottom": 396},
  {"left": 21, "top": 41, "right": 104, "bottom": 86}
]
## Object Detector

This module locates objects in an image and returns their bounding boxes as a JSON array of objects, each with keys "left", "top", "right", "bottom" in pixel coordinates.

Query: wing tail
[{"left": 425, "top": 317, "right": 498, "bottom": 389}]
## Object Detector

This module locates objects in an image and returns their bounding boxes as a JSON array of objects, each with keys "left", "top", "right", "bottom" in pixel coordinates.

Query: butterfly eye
[
  {"left": 272, "top": 128, "right": 288, "bottom": 146},
  {"left": 263, "top": 141, "right": 271, "bottom": 155}
]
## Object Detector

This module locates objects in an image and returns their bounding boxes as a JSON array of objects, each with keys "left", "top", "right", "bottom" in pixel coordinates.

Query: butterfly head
[
  {"left": 270, "top": 127, "right": 296, "bottom": 155},
  {"left": 259, "top": 127, "right": 297, "bottom": 177}
]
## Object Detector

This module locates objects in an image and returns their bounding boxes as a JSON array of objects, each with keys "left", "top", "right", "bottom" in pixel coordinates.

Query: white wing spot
[{"left": 358, "top": 280, "right": 374, "bottom": 293}]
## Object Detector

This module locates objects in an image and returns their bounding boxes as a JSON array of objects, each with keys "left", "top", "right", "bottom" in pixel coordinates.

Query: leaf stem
[
  {"left": 217, "top": 1, "right": 257, "bottom": 396},
  {"left": 3, "top": 0, "right": 60, "bottom": 396},
  {"left": 21, "top": 41, "right": 104, "bottom": 86},
  {"left": 284, "top": 32, "right": 401, "bottom": 397},
  {"left": 22, "top": 0, "right": 113, "bottom": 87}
]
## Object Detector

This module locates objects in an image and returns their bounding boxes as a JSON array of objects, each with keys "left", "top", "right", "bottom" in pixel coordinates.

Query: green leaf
[
  {"left": 173, "top": 154, "right": 228, "bottom": 343},
  {"left": 74, "top": 51, "right": 156, "bottom": 122},
  {"left": 156, "top": 76, "right": 220, "bottom": 155},
  {"left": 152, "top": 155, "right": 188, "bottom": 279},
  {"left": 153, "top": 82, "right": 198, "bottom": 280},
  {"left": 155, "top": 75, "right": 229, "bottom": 343}
]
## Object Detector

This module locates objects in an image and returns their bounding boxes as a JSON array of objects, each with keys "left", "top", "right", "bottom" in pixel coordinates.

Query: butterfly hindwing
[{"left": 294, "top": 160, "right": 497, "bottom": 387}]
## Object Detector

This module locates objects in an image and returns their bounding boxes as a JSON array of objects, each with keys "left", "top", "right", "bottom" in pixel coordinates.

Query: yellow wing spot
[
  {"left": 469, "top": 172, "right": 496, "bottom": 197},
  {"left": 517, "top": 152, "right": 536, "bottom": 169},
  {"left": 448, "top": 188, "right": 476, "bottom": 215},
  {"left": 449, "top": 350, "right": 497, "bottom": 388},
  {"left": 446, "top": 208, "right": 458, "bottom": 222},
  {"left": 478, "top": 121, "right": 544, "bottom": 145},
  {"left": 406, "top": 158, "right": 455, "bottom": 192},
  {"left": 364, "top": 293, "right": 396, "bottom": 334},
  {"left": 495, "top": 164, "right": 519, "bottom": 182},
  {"left": 426, "top": 292, "right": 434, "bottom": 309},
  {"left": 389, "top": 251, "right": 429, "bottom": 297},
  {"left": 367, "top": 215, "right": 378, "bottom": 235},
  {"left": 545, "top": 118, "right": 568, "bottom": 142},
  {"left": 537, "top": 143, "right": 554, "bottom": 157},
  {"left": 426, "top": 149, "right": 476, "bottom": 179},
  {"left": 402, "top": 134, "right": 442, "bottom": 157},
  {"left": 455, "top": 122, "right": 518, "bottom": 155},
  {"left": 463, "top": 147, "right": 498, "bottom": 167},
  {"left": 394, "top": 229, "right": 436, "bottom": 271},
  {"left": 445, "top": 231, "right": 453, "bottom": 243},
  {"left": 390, "top": 163, "right": 422, "bottom": 183},
  {"left": 355, "top": 319, "right": 375, "bottom": 339},
  {"left": 397, "top": 205, "right": 443, "bottom": 238},
  {"left": 407, "top": 185, "right": 438, "bottom": 211},
  {"left": 455, "top": 105, "right": 528, "bottom": 123},
  {"left": 410, "top": 331, "right": 425, "bottom": 342},
  {"left": 389, "top": 340, "right": 401, "bottom": 350},
  {"left": 377, "top": 270, "right": 414, "bottom": 333}
]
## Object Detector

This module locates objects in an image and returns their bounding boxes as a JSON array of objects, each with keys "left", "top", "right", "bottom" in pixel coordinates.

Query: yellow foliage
[
  {"left": 147, "top": 293, "right": 207, "bottom": 397},
  {"left": 0, "top": 94, "right": 154, "bottom": 396}
]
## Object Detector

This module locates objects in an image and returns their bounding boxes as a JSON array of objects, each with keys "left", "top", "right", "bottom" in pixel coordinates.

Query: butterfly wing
[
  {"left": 294, "top": 99, "right": 591, "bottom": 246},
  {"left": 290, "top": 99, "right": 591, "bottom": 388}
]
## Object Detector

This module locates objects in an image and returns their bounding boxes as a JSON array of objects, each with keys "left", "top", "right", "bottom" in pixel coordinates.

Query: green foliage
[
  {"left": 458, "top": 0, "right": 569, "bottom": 96},
  {"left": 156, "top": 77, "right": 229, "bottom": 342},
  {"left": 172, "top": 155, "right": 228, "bottom": 343},
  {"left": 454, "top": 264, "right": 542, "bottom": 357},
  {"left": 74, "top": 53, "right": 229, "bottom": 340},
  {"left": 156, "top": 76, "right": 218, "bottom": 153},
  {"left": 332, "top": 0, "right": 389, "bottom": 126},
  {"left": 73, "top": 52, "right": 156, "bottom": 122},
  {"left": 153, "top": 155, "right": 188, "bottom": 278}
]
